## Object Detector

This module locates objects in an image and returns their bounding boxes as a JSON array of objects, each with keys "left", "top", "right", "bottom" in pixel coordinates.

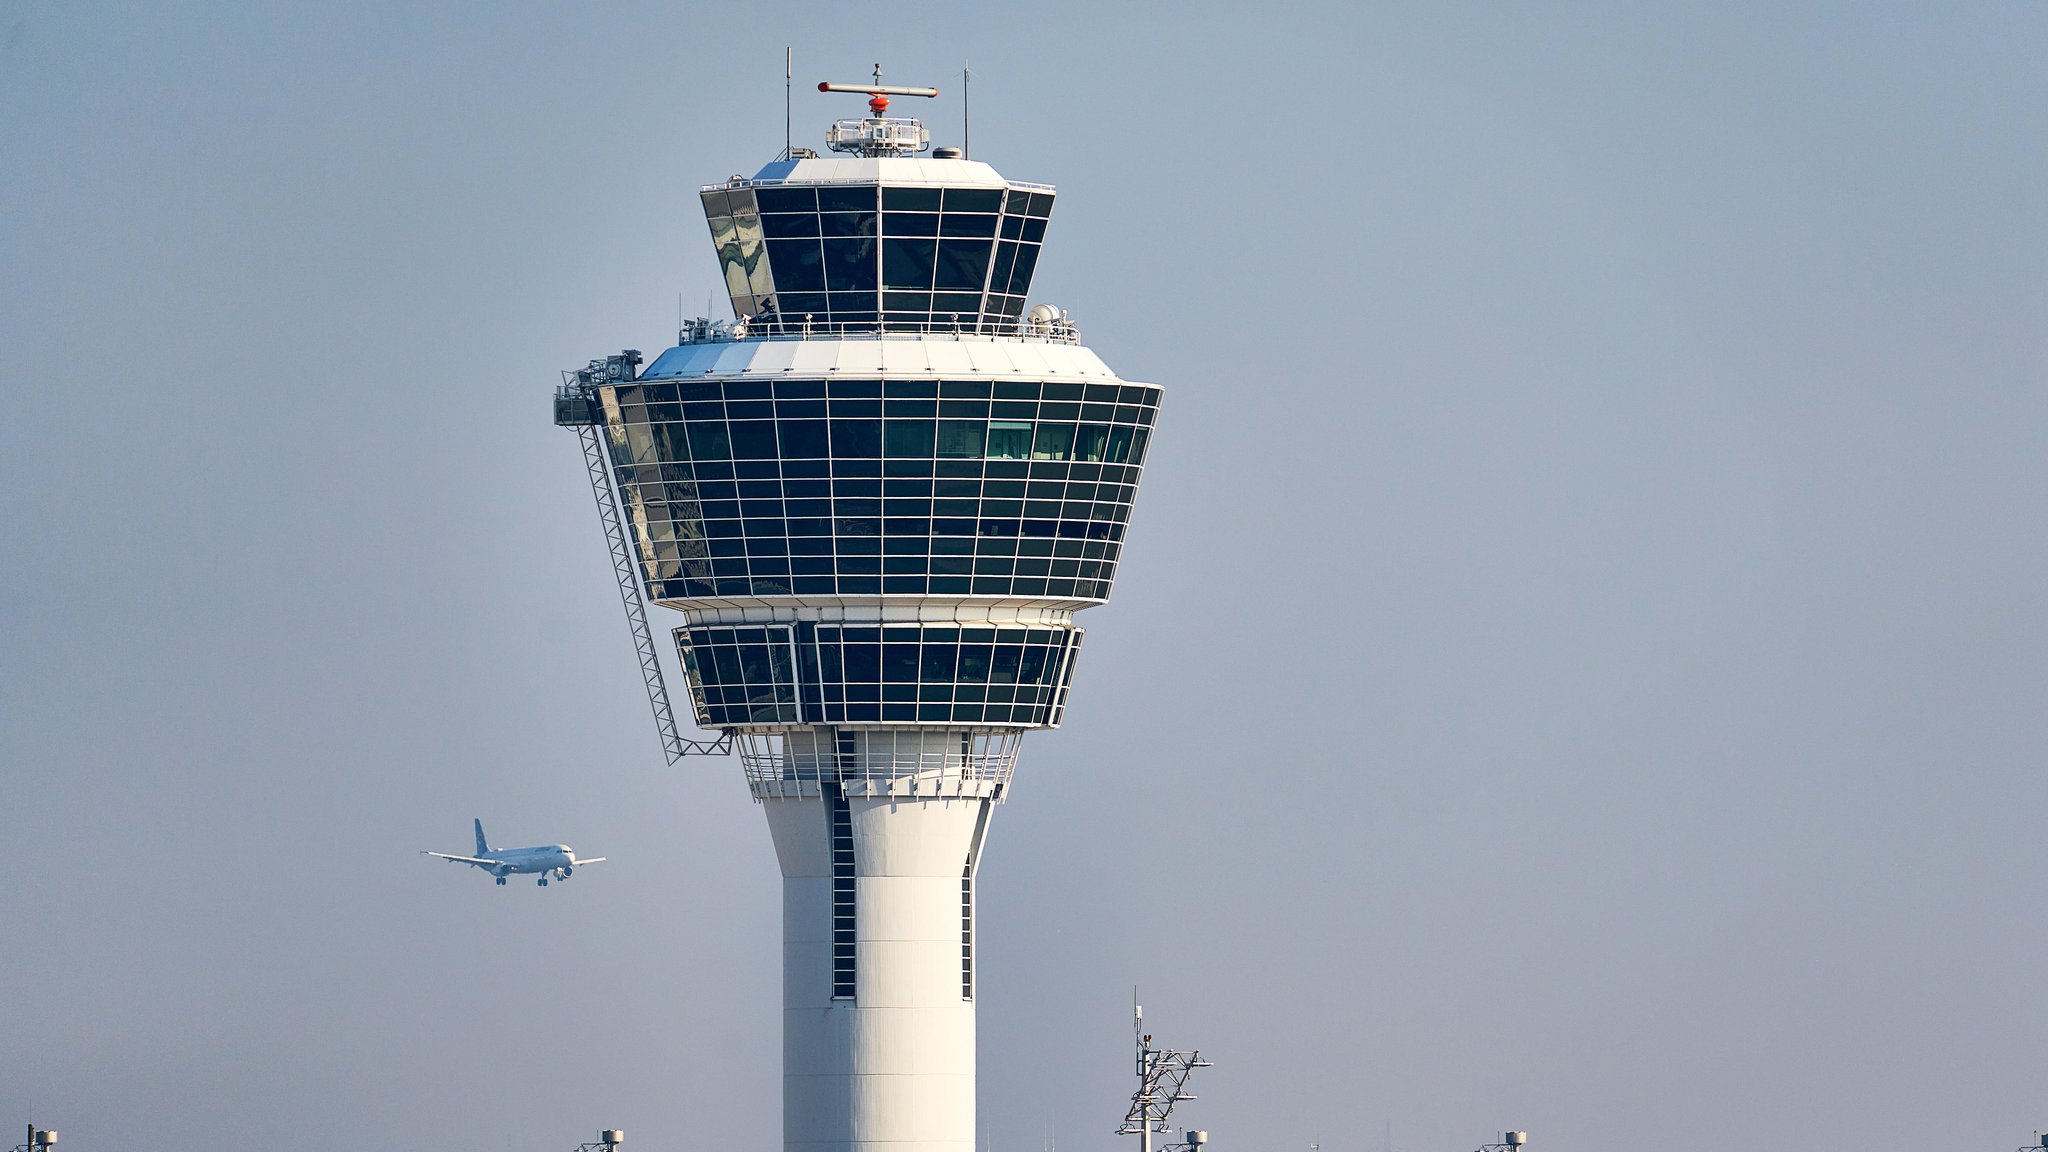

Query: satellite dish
[{"left": 1026, "top": 303, "right": 1062, "bottom": 324}]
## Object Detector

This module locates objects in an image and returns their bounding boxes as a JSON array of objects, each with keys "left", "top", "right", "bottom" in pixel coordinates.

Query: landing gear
[
  {"left": 538, "top": 876, "right": 549, "bottom": 886},
  {"left": 495, "top": 876, "right": 507, "bottom": 886}
]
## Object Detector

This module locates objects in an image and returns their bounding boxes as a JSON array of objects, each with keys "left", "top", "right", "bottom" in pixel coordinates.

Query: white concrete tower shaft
[{"left": 766, "top": 771, "right": 994, "bottom": 1152}]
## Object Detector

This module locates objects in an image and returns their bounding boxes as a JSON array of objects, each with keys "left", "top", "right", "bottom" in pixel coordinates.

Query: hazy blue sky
[{"left": 4, "top": 3, "right": 2046, "bottom": 1151}]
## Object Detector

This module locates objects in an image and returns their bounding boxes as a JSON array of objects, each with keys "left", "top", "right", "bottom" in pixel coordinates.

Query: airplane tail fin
[{"left": 474, "top": 818, "right": 489, "bottom": 855}]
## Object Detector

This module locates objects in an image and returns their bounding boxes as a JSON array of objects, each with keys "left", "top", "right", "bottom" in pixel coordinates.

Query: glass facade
[
  {"left": 601, "top": 377, "right": 1160, "bottom": 603},
  {"left": 675, "top": 622, "right": 1082, "bottom": 730},
  {"left": 702, "top": 184, "right": 1055, "bottom": 334}
]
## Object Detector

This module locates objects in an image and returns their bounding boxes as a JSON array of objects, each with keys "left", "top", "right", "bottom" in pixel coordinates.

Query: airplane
[{"left": 423, "top": 819, "right": 606, "bottom": 887}]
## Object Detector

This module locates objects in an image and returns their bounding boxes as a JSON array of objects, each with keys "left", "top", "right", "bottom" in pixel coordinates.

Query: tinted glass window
[
  {"left": 817, "top": 185, "right": 876, "bottom": 212},
  {"left": 1032, "top": 422, "right": 1074, "bottom": 461},
  {"left": 1008, "top": 244, "right": 1041, "bottom": 294},
  {"left": 940, "top": 214, "right": 998, "bottom": 238},
  {"left": 756, "top": 187, "right": 816, "bottom": 213},
  {"left": 729, "top": 421, "right": 778, "bottom": 459},
  {"left": 821, "top": 238, "right": 878, "bottom": 291},
  {"left": 1074, "top": 424, "right": 1109, "bottom": 462},
  {"left": 885, "top": 419, "right": 936, "bottom": 458},
  {"left": 780, "top": 419, "right": 829, "bottom": 458},
  {"left": 1105, "top": 425, "right": 1134, "bottom": 464},
  {"left": 934, "top": 240, "right": 992, "bottom": 291},
  {"left": 762, "top": 212, "right": 819, "bottom": 238},
  {"left": 988, "top": 421, "right": 1032, "bottom": 459},
  {"left": 882, "top": 237, "right": 936, "bottom": 289},
  {"left": 687, "top": 422, "right": 731, "bottom": 459},
  {"left": 766, "top": 239, "right": 825, "bottom": 291},
  {"left": 944, "top": 188, "right": 1003, "bottom": 213},
  {"left": 882, "top": 186, "right": 942, "bottom": 211},
  {"left": 821, "top": 212, "right": 876, "bottom": 238},
  {"left": 936, "top": 420, "right": 986, "bottom": 458},
  {"left": 883, "top": 212, "right": 940, "bottom": 236},
  {"left": 831, "top": 419, "right": 882, "bottom": 458}
]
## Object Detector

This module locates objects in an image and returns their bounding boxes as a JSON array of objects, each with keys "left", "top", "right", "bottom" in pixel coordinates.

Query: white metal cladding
[
  {"left": 728, "top": 155, "right": 1017, "bottom": 189},
  {"left": 640, "top": 336, "right": 1124, "bottom": 382}
]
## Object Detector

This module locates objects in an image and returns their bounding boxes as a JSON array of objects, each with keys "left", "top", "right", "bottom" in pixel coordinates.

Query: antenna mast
[
  {"left": 1117, "top": 1001, "right": 1212, "bottom": 1152},
  {"left": 783, "top": 47, "right": 793, "bottom": 160},
  {"left": 963, "top": 60, "right": 971, "bottom": 159}
]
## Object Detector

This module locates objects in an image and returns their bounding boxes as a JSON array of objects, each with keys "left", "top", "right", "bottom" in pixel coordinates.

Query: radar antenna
[{"left": 817, "top": 64, "right": 938, "bottom": 156}]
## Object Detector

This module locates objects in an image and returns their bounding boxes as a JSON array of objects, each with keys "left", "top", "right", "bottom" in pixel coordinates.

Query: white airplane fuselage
[
  {"left": 425, "top": 820, "right": 605, "bottom": 886},
  {"left": 473, "top": 844, "right": 576, "bottom": 876}
]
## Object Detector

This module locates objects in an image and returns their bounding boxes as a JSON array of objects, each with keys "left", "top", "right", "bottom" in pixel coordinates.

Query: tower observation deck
[{"left": 556, "top": 87, "right": 1162, "bottom": 1152}]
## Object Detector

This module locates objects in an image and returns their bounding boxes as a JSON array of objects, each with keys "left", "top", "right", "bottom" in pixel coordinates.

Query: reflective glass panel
[
  {"left": 934, "top": 239, "right": 992, "bottom": 291},
  {"left": 885, "top": 419, "right": 935, "bottom": 458},
  {"left": 987, "top": 421, "right": 1032, "bottom": 459},
  {"left": 882, "top": 186, "right": 942, "bottom": 211},
  {"left": 1031, "top": 422, "right": 1074, "bottom": 461},
  {"left": 821, "top": 237, "right": 878, "bottom": 291},
  {"left": 936, "top": 420, "right": 985, "bottom": 458},
  {"left": 882, "top": 237, "right": 936, "bottom": 289},
  {"left": 766, "top": 239, "right": 825, "bottom": 292},
  {"left": 756, "top": 186, "right": 816, "bottom": 213}
]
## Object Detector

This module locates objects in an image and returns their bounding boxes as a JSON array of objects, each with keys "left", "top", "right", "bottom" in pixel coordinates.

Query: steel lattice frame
[{"left": 567, "top": 372, "right": 730, "bottom": 763}]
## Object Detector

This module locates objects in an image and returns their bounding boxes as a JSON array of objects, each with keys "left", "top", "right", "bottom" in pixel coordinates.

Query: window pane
[
  {"left": 822, "top": 237, "right": 878, "bottom": 291},
  {"left": 1032, "top": 422, "right": 1074, "bottom": 461},
  {"left": 987, "top": 421, "right": 1032, "bottom": 459},
  {"left": 831, "top": 418, "right": 882, "bottom": 457},
  {"left": 882, "top": 212, "right": 940, "bottom": 236},
  {"left": 940, "top": 213, "right": 998, "bottom": 238},
  {"left": 818, "top": 185, "right": 876, "bottom": 212},
  {"left": 958, "top": 645, "right": 992, "bottom": 682},
  {"left": 779, "top": 419, "right": 829, "bottom": 458},
  {"left": 756, "top": 186, "right": 817, "bottom": 213},
  {"left": 766, "top": 239, "right": 825, "bottom": 292},
  {"left": 1105, "top": 425, "right": 1134, "bottom": 463},
  {"left": 763, "top": 212, "right": 819, "bottom": 238},
  {"left": 882, "top": 641, "right": 919, "bottom": 682},
  {"left": 944, "top": 188, "right": 1003, "bottom": 213},
  {"left": 885, "top": 419, "right": 936, "bottom": 458},
  {"left": 882, "top": 237, "right": 936, "bottom": 289},
  {"left": 687, "top": 422, "right": 731, "bottom": 459},
  {"left": 821, "top": 211, "right": 877, "bottom": 238},
  {"left": 936, "top": 419, "right": 986, "bottom": 458},
  {"left": 1074, "top": 424, "right": 1109, "bottom": 462},
  {"left": 935, "top": 239, "right": 992, "bottom": 291},
  {"left": 842, "top": 642, "right": 880, "bottom": 682},
  {"left": 729, "top": 421, "right": 778, "bottom": 459},
  {"left": 882, "top": 186, "right": 942, "bottom": 211},
  {"left": 1007, "top": 244, "right": 1041, "bottom": 294}
]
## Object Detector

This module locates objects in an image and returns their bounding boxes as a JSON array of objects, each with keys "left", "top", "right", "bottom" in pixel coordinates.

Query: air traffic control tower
[{"left": 555, "top": 77, "right": 1161, "bottom": 1152}]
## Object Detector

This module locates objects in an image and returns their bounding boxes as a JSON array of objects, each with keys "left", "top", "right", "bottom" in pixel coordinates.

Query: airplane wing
[
  {"left": 570, "top": 856, "right": 607, "bottom": 865},
  {"left": 422, "top": 851, "right": 503, "bottom": 866}
]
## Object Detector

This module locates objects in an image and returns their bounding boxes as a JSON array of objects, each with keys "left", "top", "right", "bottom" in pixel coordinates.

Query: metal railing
[
  {"left": 677, "top": 315, "right": 1081, "bottom": 346},
  {"left": 735, "top": 729, "right": 1023, "bottom": 801}
]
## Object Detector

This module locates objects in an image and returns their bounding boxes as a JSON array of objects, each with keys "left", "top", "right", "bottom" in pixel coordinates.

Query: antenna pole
[
  {"left": 784, "top": 47, "right": 793, "bottom": 159},
  {"left": 963, "top": 60, "right": 970, "bottom": 159}
]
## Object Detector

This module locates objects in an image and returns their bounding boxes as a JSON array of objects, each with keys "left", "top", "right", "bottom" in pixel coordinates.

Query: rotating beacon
[{"left": 555, "top": 70, "right": 1163, "bottom": 1152}]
